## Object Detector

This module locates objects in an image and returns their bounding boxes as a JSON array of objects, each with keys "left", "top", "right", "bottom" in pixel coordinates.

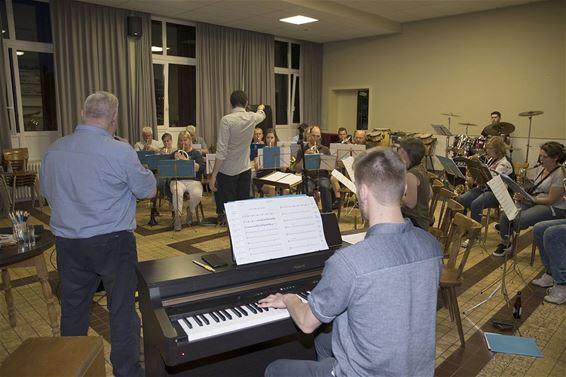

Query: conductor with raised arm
[
  {"left": 259, "top": 147, "right": 442, "bottom": 377},
  {"left": 209, "top": 90, "right": 265, "bottom": 218},
  {"left": 40, "top": 91, "right": 156, "bottom": 377}
]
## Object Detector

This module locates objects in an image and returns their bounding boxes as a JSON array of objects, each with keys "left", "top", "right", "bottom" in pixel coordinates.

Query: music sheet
[
  {"left": 342, "top": 232, "right": 366, "bottom": 245},
  {"left": 331, "top": 169, "right": 356, "bottom": 194},
  {"left": 342, "top": 156, "right": 356, "bottom": 183},
  {"left": 225, "top": 196, "right": 329, "bottom": 265},
  {"left": 487, "top": 175, "right": 519, "bottom": 220}
]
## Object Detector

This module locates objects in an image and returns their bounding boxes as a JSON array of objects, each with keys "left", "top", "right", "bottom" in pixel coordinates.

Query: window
[
  {"left": 152, "top": 19, "right": 196, "bottom": 127},
  {"left": 1, "top": 0, "right": 56, "bottom": 136},
  {"left": 274, "top": 40, "right": 301, "bottom": 126}
]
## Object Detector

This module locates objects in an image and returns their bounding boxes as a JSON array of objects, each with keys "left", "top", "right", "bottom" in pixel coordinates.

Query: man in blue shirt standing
[
  {"left": 40, "top": 91, "right": 156, "bottom": 377},
  {"left": 259, "top": 147, "right": 442, "bottom": 377}
]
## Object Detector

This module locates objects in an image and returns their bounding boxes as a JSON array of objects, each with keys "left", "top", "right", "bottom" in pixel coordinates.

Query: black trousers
[
  {"left": 56, "top": 231, "right": 142, "bottom": 377},
  {"left": 216, "top": 169, "right": 252, "bottom": 214}
]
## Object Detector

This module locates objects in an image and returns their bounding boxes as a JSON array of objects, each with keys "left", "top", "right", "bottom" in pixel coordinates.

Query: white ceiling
[{"left": 81, "top": 0, "right": 545, "bottom": 43}]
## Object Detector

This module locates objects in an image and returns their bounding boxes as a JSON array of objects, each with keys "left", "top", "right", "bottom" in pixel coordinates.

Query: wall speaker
[{"left": 127, "top": 16, "right": 142, "bottom": 38}]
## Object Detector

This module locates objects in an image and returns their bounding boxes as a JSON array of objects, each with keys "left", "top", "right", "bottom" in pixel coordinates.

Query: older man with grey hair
[
  {"left": 134, "top": 126, "right": 162, "bottom": 152},
  {"left": 186, "top": 125, "right": 209, "bottom": 154},
  {"left": 41, "top": 91, "right": 156, "bottom": 377}
]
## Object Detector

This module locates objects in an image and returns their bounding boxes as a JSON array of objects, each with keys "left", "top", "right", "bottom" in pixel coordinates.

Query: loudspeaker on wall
[{"left": 127, "top": 15, "right": 142, "bottom": 38}]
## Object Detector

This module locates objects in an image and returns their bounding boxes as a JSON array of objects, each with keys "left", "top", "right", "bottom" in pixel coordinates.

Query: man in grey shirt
[
  {"left": 259, "top": 147, "right": 442, "bottom": 377},
  {"left": 209, "top": 90, "right": 265, "bottom": 216}
]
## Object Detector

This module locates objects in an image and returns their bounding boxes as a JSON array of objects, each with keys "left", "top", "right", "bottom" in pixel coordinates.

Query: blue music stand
[
  {"left": 137, "top": 151, "right": 157, "bottom": 167},
  {"left": 145, "top": 154, "right": 169, "bottom": 171},
  {"left": 260, "top": 147, "right": 281, "bottom": 169},
  {"left": 157, "top": 160, "right": 195, "bottom": 179},
  {"left": 250, "top": 143, "right": 265, "bottom": 161},
  {"left": 304, "top": 154, "right": 321, "bottom": 170}
]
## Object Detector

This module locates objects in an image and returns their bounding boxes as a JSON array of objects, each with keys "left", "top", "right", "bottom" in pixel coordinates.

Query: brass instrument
[
  {"left": 309, "top": 143, "right": 320, "bottom": 153},
  {"left": 175, "top": 150, "right": 190, "bottom": 159}
]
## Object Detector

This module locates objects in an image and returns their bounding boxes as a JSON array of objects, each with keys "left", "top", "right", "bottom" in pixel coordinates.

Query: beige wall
[{"left": 322, "top": 0, "right": 566, "bottom": 148}]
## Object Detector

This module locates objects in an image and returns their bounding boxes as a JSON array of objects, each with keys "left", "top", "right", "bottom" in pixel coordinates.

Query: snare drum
[
  {"left": 367, "top": 128, "right": 391, "bottom": 147},
  {"left": 473, "top": 135, "right": 487, "bottom": 154}
]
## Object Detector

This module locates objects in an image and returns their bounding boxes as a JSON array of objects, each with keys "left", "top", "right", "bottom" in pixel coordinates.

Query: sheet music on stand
[
  {"left": 436, "top": 155, "right": 465, "bottom": 179},
  {"left": 463, "top": 158, "right": 493, "bottom": 186},
  {"left": 342, "top": 156, "right": 356, "bottom": 183},
  {"left": 225, "top": 195, "right": 329, "bottom": 265},
  {"left": 331, "top": 169, "right": 356, "bottom": 194},
  {"left": 157, "top": 159, "right": 196, "bottom": 179},
  {"left": 498, "top": 174, "right": 536, "bottom": 204},
  {"left": 329, "top": 143, "right": 366, "bottom": 160},
  {"left": 192, "top": 143, "right": 202, "bottom": 151},
  {"left": 304, "top": 154, "right": 336, "bottom": 171},
  {"left": 487, "top": 175, "right": 519, "bottom": 220},
  {"left": 278, "top": 142, "right": 300, "bottom": 157},
  {"left": 432, "top": 124, "right": 453, "bottom": 136},
  {"left": 205, "top": 153, "right": 216, "bottom": 175},
  {"left": 257, "top": 146, "right": 291, "bottom": 170}
]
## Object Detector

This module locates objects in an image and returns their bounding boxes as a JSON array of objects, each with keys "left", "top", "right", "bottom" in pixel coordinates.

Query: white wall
[{"left": 322, "top": 0, "right": 566, "bottom": 166}]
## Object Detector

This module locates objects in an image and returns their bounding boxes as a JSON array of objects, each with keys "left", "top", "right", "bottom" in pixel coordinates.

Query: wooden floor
[{"left": 1, "top": 192, "right": 565, "bottom": 376}]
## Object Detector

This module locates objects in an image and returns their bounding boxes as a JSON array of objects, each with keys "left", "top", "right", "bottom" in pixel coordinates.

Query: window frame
[
  {"left": 274, "top": 37, "right": 302, "bottom": 127},
  {"left": 151, "top": 17, "right": 197, "bottom": 129}
]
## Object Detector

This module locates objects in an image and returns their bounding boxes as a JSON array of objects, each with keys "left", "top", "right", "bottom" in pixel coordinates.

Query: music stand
[
  {"left": 304, "top": 154, "right": 336, "bottom": 171},
  {"left": 432, "top": 124, "right": 453, "bottom": 157},
  {"left": 436, "top": 155, "right": 465, "bottom": 179},
  {"left": 463, "top": 158, "right": 492, "bottom": 186},
  {"left": 143, "top": 154, "right": 169, "bottom": 225},
  {"left": 137, "top": 151, "right": 157, "bottom": 167},
  {"left": 157, "top": 159, "right": 197, "bottom": 230},
  {"left": 257, "top": 147, "right": 291, "bottom": 170},
  {"left": 329, "top": 143, "right": 366, "bottom": 160},
  {"left": 250, "top": 143, "right": 265, "bottom": 161}
]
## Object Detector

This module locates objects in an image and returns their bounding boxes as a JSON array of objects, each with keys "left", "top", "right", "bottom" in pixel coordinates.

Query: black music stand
[{"left": 144, "top": 154, "right": 169, "bottom": 226}]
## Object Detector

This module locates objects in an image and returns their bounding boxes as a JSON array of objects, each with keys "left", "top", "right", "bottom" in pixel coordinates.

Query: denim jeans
[
  {"left": 305, "top": 176, "right": 333, "bottom": 213},
  {"left": 457, "top": 187, "right": 499, "bottom": 223},
  {"left": 498, "top": 203, "right": 566, "bottom": 242},
  {"left": 534, "top": 219, "right": 566, "bottom": 285},
  {"left": 264, "top": 331, "right": 336, "bottom": 377}
]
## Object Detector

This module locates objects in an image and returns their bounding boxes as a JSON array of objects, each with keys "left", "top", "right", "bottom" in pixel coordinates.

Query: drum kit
[{"left": 518, "top": 110, "right": 544, "bottom": 162}]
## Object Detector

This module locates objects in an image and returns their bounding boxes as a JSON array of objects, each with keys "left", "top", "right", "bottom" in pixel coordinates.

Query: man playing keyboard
[{"left": 259, "top": 147, "right": 442, "bottom": 377}]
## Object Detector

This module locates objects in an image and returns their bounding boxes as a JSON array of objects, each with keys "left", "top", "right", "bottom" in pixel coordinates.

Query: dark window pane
[
  {"left": 13, "top": 0, "right": 52, "bottom": 43},
  {"left": 151, "top": 20, "right": 162, "bottom": 54},
  {"left": 168, "top": 64, "right": 195, "bottom": 127},
  {"left": 275, "top": 73, "right": 288, "bottom": 125},
  {"left": 293, "top": 76, "right": 300, "bottom": 124},
  {"left": 291, "top": 43, "right": 300, "bottom": 69},
  {"left": 166, "top": 23, "right": 195, "bottom": 58},
  {"left": 8, "top": 50, "right": 19, "bottom": 132},
  {"left": 1, "top": 0, "right": 9, "bottom": 39},
  {"left": 274, "top": 40, "right": 288, "bottom": 68},
  {"left": 153, "top": 64, "right": 164, "bottom": 125},
  {"left": 17, "top": 51, "right": 56, "bottom": 131}
]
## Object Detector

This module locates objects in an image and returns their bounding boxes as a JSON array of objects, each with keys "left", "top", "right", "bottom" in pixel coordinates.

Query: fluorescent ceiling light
[{"left": 280, "top": 15, "right": 318, "bottom": 25}]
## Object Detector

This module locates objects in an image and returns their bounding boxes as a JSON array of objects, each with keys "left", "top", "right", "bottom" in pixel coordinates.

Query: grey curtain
[
  {"left": 51, "top": 0, "right": 155, "bottom": 140},
  {"left": 0, "top": 19, "right": 12, "bottom": 151},
  {"left": 300, "top": 41, "right": 323, "bottom": 126},
  {"left": 196, "top": 23, "right": 274, "bottom": 147}
]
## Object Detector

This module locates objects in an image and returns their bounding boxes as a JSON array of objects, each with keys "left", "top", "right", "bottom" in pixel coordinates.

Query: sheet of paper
[
  {"left": 342, "top": 156, "right": 356, "bottom": 183},
  {"left": 277, "top": 173, "right": 302, "bottom": 186},
  {"left": 342, "top": 232, "right": 366, "bottom": 245},
  {"left": 487, "top": 175, "right": 519, "bottom": 220},
  {"left": 225, "top": 196, "right": 329, "bottom": 265},
  {"left": 331, "top": 169, "right": 356, "bottom": 194},
  {"left": 263, "top": 171, "right": 288, "bottom": 182}
]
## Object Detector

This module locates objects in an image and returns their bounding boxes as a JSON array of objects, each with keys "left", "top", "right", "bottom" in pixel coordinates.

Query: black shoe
[
  {"left": 493, "top": 243, "right": 511, "bottom": 257},
  {"left": 332, "top": 199, "right": 341, "bottom": 210},
  {"left": 494, "top": 223, "right": 500, "bottom": 232}
]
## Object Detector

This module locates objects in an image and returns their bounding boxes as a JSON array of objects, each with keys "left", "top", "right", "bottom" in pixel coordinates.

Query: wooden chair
[
  {"left": 429, "top": 198, "right": 465, "bottom": 253},
  {"left": 428, "top": 181, "right": 449, "bottom": 221},
  {"left": 439, "top": 213, "right": 482, "bottom": 347},
  {"left": 2, "top": 148, "right": 41, "bottom": 211}
]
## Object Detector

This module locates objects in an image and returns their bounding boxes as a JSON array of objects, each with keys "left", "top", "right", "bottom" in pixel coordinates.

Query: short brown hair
[
  {"left": 541, "top": 141, "right": 566, "bottom": 163},
  {"left": 354, "top": 147, "right": 406, "bottom": 205},
  {"left": 230, "top": 90, "right": 248, "bottom": 108},
  {"left": 399, "top": 137, "right": 425, "bottom": 169}
]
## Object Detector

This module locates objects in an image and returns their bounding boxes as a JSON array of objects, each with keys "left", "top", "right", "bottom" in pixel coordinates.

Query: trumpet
[
  {"left": 175, "top": 150, "right": 189, "bottom": 159},
  {"left": 341, "top": 136, "right": 352, "bottom": 144},
  {"left": 309, "top": 143, "right": 320, "bottom": 153}
]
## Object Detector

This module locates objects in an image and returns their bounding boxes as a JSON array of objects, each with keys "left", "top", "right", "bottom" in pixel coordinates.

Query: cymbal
[
  {"left": 483, "top": 122, "right": 515, "bottom": 136},
  {"left": 441, "top": 112, "right": 460, "bottom": 117},
  {"left": 518, "top": 110, "right": 544, "bottom": 117},
  {"left": 458, "top": 122, "right": 477, "bottom": 126}
]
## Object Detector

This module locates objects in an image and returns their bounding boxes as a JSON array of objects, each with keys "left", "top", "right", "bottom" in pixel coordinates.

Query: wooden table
[{"left": 0, "top": 228, "right": 59, "bottom": 336}]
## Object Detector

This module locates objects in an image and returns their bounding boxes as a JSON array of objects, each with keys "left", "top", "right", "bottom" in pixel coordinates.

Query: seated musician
[
  {"left": 295, "top": 126, "right": 333, "bottom": 213},
  {"left": 353, "top": 129, "right": 367, "bottom": 146},
  {"left": 160, "top": 132, "right": 174, "bottom": 154},
  {"left": 292, "top": 123, "right": 310, "bottom": 143},
  {"left": 259, "top": 147, "right": 442, "bottom": 377},
  {"left": 457, "top": 136, "right": 513, "bottom": 223},
  {"left": 337, "top": 127, "right": 350, "bottom": 144},
  {"left": 398, "top": 137, "right": 432, "bottom": 230},
  {"left": 495, "top": 141, "right": 566, "bottom": 256},
  {"left": 253, "top": 127, "right": 265, "bottom": 144},
  {"left": 186, "top": 125, "right": 209, "bottom": 155},
  {"left": 255, "top": 128, "right": 285, "bottom": 197},
  {"left": 170, "top": 131, "right": 204, "bottom": 231},
  {"left": 134, "top": 126, "right": 163, "bottom": 152},
  {"left": 531, "top": 218, "right": 566, "bottom": 304}
]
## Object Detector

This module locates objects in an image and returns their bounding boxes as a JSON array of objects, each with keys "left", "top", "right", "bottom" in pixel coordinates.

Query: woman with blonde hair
[{"left": 457, "top": 136, "right": 513, "bottom": 223}]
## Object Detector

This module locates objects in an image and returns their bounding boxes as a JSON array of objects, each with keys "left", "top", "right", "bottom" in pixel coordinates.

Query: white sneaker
[
  {"left": 532, "top": 273, "right": 554, "bottom": 288},
  {"left": 461, "top": 239, "right": 470, "bottom": 248},
  {"left": 544, "top": 284, "right": 566, "bottom": 305}
]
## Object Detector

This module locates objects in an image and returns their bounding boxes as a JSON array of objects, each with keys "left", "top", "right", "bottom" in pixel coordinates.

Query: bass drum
[
  {"left": 473, "top": 135, "right": 487, "bottom": 155},
  {"left": 451, "top": 135, "right": 476, "bottom": 157},
  {"left": 367, "top": 128, "right": 391, "bottom": 147}
]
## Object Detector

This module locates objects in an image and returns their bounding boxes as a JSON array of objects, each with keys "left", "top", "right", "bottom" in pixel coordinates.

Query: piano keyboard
[{"left": 175, "top": 291, "right": 309, "bottom": 343}]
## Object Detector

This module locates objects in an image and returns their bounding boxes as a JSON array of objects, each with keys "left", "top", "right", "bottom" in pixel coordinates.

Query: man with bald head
[
  {"left": 354, "top": 130, "right": 367, "bottom": 146},
  {"left": 41, "top": 91, "right": 155, "bottom": 377}
]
